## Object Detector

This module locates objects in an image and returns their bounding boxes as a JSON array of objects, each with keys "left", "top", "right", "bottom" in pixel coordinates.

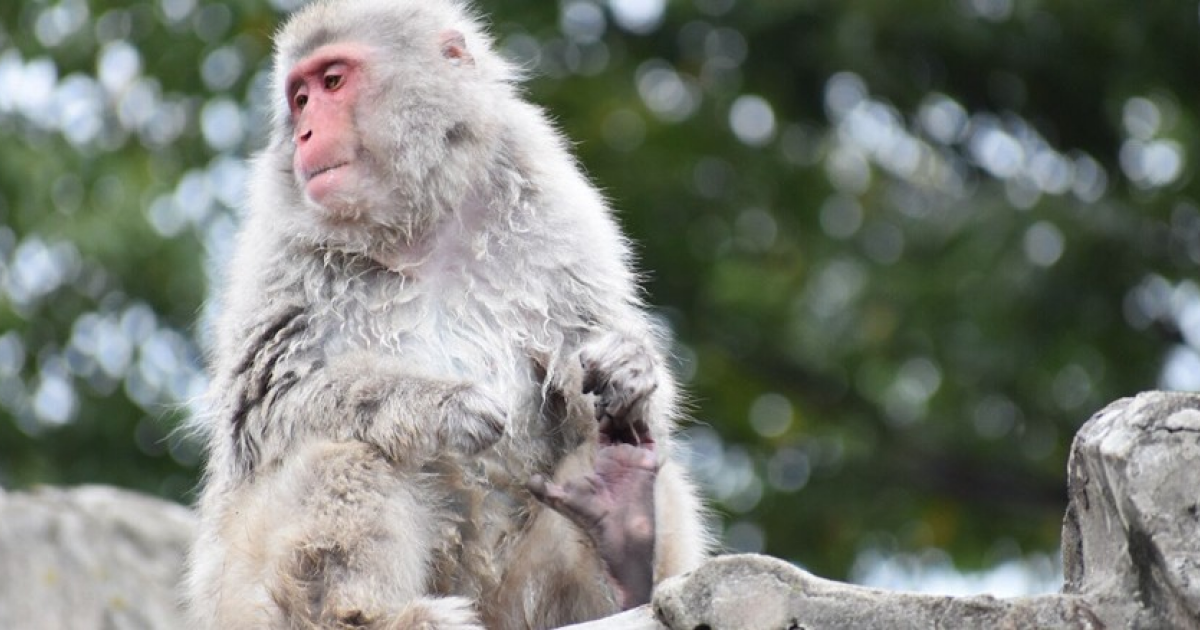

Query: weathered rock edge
[{"left": 3, "top": 392, "right": 1199, "bottom": 629}]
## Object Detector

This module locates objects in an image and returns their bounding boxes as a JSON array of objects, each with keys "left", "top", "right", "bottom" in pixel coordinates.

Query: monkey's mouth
[{"left": 304, "top": 162, "right": 349, "bottom": 182}]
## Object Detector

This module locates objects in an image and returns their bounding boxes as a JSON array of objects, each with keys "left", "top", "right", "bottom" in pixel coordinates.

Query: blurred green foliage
[{"left": 0, "top": 0, "right": 1197, "bottom": 584}]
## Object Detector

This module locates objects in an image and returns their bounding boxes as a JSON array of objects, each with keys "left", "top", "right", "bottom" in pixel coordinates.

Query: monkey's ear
[{"left": 439, "top": 29, "right": 474, "bottom": 67}]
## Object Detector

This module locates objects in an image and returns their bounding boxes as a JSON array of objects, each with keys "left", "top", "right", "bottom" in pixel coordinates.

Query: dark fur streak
[
  {"left": 540, "top": 388, "right": 575, "bottom": 462},
  {"left": 264, "top": 370, "right": 301, "bottom": 410},
  {"left": 230, "top": 391, "right": 259, "bottom": 472},
  {"left": 252, "top": 333, "right": 297, "bottom": 400},
  {"left": 229, "top": 309, "right": 308, "bottom": 472},
  {"left": 233, "top": 306, "right": 306, "bottom": 377},
  {"left": 232, "top": 360, "right": 308, "bottom": 472},
  {"left": 230, "top": 385, "right": 254, "bottom": 443},
  {"left": 242, "top": 311, "right": 308, "bottom": 419}
]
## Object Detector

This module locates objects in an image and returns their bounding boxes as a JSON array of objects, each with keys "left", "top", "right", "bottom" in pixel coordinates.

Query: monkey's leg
[
  {"left": 542, "top": 332, "right": 709, "bottom": 606},
  {"left": 487, "top": 448, "right": 627, "bottom": 630},
  {"left": 649, "top": 458, "right": 711, "bottom": 579},
  {"left": 260, "top": 441, "right": 484, "bottom": 630}
]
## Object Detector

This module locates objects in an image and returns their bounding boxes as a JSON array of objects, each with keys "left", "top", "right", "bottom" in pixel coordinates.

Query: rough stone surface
[
  {"left": 1062, "top": 391, "right": 1200, "bottom": 628},
  {"left": 651, "top": 554, "right": 1099, "bottom": 630},
  {"left": 0, "top": 484, "right": 195, "bottom": 630},
  {"left": 4, "top": 392, "right": 1200, "bottom": 629}
]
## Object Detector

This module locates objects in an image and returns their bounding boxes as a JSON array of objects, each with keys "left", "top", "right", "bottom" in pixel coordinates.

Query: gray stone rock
[
  {"left": 651, "top": 554, "right": 1099, "bottom": 629},
  {"left": 0, "top": 484, "right": 195, "bottom": 630},
  {"left": 1062, "top": 391, "right": 1200, "bottom": 628}
]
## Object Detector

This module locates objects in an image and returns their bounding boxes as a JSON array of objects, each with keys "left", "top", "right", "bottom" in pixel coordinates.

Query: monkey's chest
[{"left": 324, "top": 276, "right": 540, "bottom": 385}]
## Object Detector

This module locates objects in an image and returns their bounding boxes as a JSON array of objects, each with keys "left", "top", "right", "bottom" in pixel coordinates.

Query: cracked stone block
[{"left": 1063, "top": 391, "right": 1200, "bottom": 628}]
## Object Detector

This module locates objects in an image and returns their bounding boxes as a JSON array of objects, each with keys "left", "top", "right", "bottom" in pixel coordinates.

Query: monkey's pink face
[{"left": 286, "top": 43, "right": 375, "bottom": 212}]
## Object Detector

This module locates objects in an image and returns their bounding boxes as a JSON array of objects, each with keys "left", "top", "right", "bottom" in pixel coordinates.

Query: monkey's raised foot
[{"left": 529, "top": 443, "right": 658, "bottom": 610}]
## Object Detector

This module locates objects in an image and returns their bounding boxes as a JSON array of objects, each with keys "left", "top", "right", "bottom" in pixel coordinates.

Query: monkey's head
[{"left": 260, "top": 0, "right": 517, "bottom": 255}]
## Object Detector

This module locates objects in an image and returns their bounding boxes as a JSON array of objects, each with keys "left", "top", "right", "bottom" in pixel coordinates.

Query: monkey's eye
[
  {"left": 294, "top": 92, "right": 308, "bottom": 110},
  {"left": 323, "top": 73, "right": 344, "bottom": 91}
]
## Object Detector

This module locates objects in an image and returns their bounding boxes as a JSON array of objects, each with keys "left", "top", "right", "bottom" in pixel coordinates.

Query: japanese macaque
[{"left": 184, "top": 0, "right": 710, "bottom": 628}]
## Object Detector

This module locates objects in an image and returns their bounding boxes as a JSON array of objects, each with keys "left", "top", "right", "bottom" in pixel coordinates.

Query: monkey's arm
[
  {"left": 525, "top": 329, "right": 668, "bottom": 609},
  {"left": 218, "top": 309, "right": 505, "bottom": 471},
  {"left": 528, "top": 443, "right": 657, "bottom": 610},
  {"left": 559, "top": 324, "right": 713, "bottom": 582}
]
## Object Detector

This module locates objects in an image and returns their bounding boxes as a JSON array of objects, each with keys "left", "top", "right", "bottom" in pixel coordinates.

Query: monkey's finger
[
  {"left": 598, "top": 443, "right": 658, "bottom": 471},
  {"left": 530, "top": 478, "right": 607, "bottom": 530},
  {"left": 527, "top": 475, "right": 567, "bottom": 506},
  {"left": 628, "top": 415, "right": 653, "bottom": 445},
  {"left": 582, "top": 367, "right": 609, "bottom": 395},
  {"left": 597, "top": 412, "right": 654, "bottom": 447},
  {"left": 602, "top": 381, "right": 658, "bottom": 423},
  {"left": 597, "top": 415, "right": 616, "bottom": 444},
  {"left": 552, "top": 477, "right": 609, "bottom": 525}
]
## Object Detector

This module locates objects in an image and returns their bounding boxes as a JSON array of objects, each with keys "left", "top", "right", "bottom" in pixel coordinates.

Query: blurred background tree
[{"left": 0, "top": 0, "right": 1196, "bottom": 593}]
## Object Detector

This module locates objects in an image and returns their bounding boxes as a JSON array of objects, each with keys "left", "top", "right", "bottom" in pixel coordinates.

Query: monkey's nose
[{"left": 295, "top": 128, "right": 313, "bottom": 144}]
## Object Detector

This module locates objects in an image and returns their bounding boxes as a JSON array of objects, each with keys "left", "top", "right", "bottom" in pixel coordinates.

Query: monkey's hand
[
  {"left": 579, "top": 333, "right": 657, "bottom": 446},
  {"left": 437, "top": 385, "right": 507, "bottom": 455},
  {"left": 528, "top": 443, "right": 658, "bottom": 610}
]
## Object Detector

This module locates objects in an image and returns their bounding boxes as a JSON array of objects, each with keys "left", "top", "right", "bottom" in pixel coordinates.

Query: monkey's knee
[
  {"left": 379, "top": 597, "right": 483, "bottom": 630},
  {"left": 274, "top": 543, "right": 481, "bottom": 630},
  {"left": 264, "top": 441, "right": 444, "bottom": 625}
]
